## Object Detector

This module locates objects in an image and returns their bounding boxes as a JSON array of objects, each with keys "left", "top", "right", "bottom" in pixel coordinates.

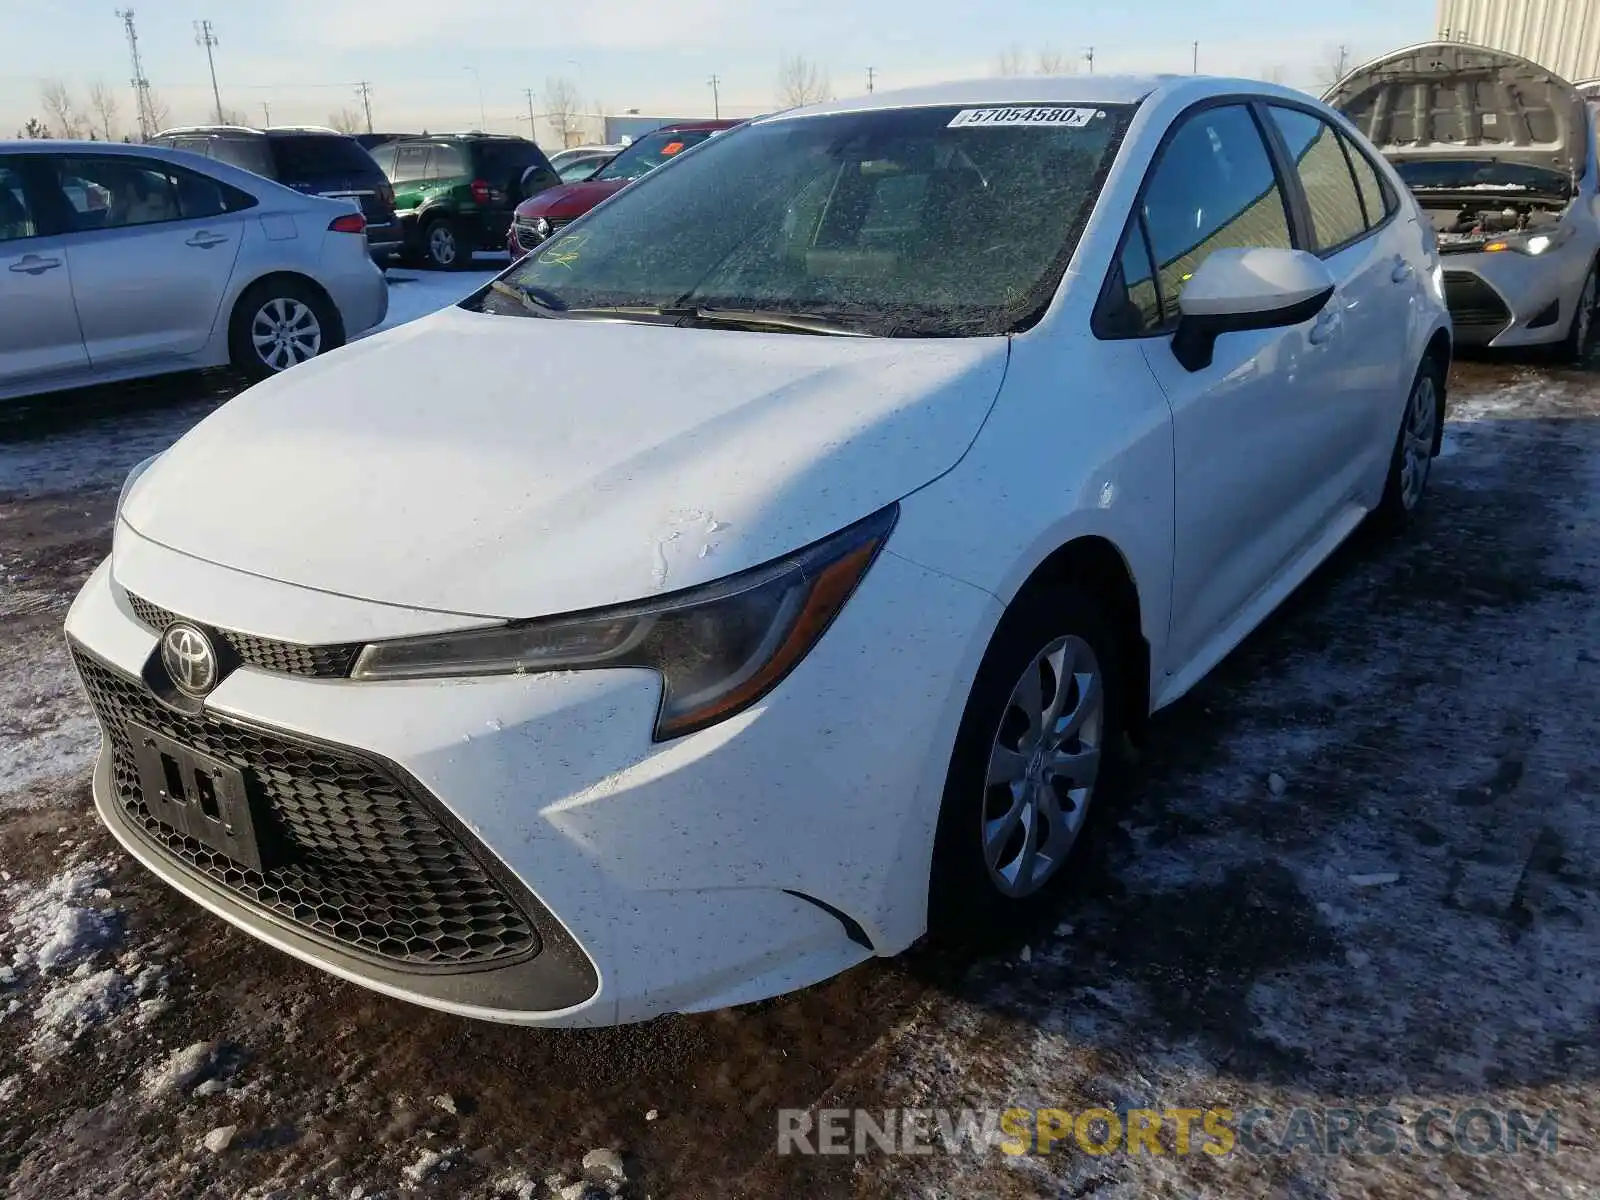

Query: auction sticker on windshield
[{"left": 947, "top": 106, "right": 1103, "bottom": 128}]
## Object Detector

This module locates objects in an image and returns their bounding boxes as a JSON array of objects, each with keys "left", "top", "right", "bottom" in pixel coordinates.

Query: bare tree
[
  {"left": 215, "top": 107, "right": 253, "bottom": 127},
  {"left": 19, "top": 117, "right": 51, "bottom": 140},
  {"left": 146, "top": 89, "right": 172, "bottom": 135},
  {"left": 1313, "top": 43, "right": 1352, "bottom": 92},
  {"left": 777, "top": 55, "right": 832, "bottom": 107},
  {"left": 40, "top": 80, "right": 84, "bottom": 139},
  {"left": 88, "top": 81, "right": 120, "bottom": 141},
  {"left": 544, "top": 77, "right": 582, "bottom": 148},
  {"left": 994, "top": 45, "right": 1026, "bottom": 77},
  {"left": 327, "top": 107, "right": 363, "bottom": 134},
  {"left": 1037, "top": 46, "right": 1071, "bottom": 75}
]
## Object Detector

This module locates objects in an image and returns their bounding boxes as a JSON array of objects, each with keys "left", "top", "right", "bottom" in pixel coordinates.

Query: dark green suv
[{"left": 372, "top": 134, "right": 559, "bottom": 269}]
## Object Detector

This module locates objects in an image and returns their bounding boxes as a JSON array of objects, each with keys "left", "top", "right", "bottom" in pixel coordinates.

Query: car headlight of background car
[
  {"left": 1482, "top": 226, "right": 1571, "bottom": 256},
  {"left": 533, "top": 217, "right": 551, "bottom": 239},
  {"left": 352, "top": 504, "right": 899, "bottom": 740}
]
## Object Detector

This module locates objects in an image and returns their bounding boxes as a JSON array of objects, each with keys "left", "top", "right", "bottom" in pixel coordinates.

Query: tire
[
  {"left": 928, "top": 584, "right": 1125, "bottom": 937},
  {"left": 227, "top": 278, "right": 342, "bottom": 381},
  {"left": 1560, "top": 262, "right": 1597, "bottom": 361},
  {"left": 1372, "top": 355, "right": 1444, "bottom": 533},
  {"left": 421, "top": 216, "right": 468, "bottom": 270}
]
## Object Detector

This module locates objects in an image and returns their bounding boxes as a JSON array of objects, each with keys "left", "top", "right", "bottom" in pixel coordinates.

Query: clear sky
[{"left": 4, "top": 0, "right": 1437, "bottom": 141}]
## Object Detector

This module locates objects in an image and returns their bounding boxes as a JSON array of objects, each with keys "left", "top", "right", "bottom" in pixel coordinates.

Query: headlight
[
  {"left": 1483, "top": 227, "right": 1568, "bottom": 256},
  {"left": 351, "top": 504, "right": 899, "bottom": 740},
  {"left": 117, "top": 453, "right": 162, "bottom": 517}
]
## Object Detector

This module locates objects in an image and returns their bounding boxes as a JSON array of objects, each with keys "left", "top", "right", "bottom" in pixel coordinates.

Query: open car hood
[{"left": 1325, "top": 42, "right": 1590, "bottom": 181}]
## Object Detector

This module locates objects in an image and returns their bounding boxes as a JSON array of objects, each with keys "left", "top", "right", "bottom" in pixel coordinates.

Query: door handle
[
  {"left": 8, "top": 254, "right": 62, "bottom": 275},
  {"left": 185, "top": 232, "right": 229, "bottom": 249},
  {"left": 1391, "top": 259, "right": 1415, "bottom": 283},
  {"left": 1308, "top": 310, "right": 1342, "bottom": 345}
]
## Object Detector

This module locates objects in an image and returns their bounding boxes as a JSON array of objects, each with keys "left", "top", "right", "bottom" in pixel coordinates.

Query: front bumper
[
  {"left": 64, "top": 526, "right": 999, "bottom": 1025},
  {"left": 1439, "top": 241, "right": 1592, "bottom": 347}
]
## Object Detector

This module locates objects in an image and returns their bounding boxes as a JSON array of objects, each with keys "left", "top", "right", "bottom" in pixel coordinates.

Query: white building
[{"left": 1437, "top": 0, "right": 1600, "bottom": 84}]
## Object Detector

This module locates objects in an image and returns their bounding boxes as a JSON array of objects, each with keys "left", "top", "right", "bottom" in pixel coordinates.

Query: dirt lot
[{"left": 1, "top": 350, "right": 1598, "bottom": 1199}]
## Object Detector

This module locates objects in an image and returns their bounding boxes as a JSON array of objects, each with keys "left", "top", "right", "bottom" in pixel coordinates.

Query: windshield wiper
[
  {"left": 652, "top": 306, "right": 877, "bottom": 337},
  {"left": 489, "top": 279, "right": 570, "bottom": 316}
]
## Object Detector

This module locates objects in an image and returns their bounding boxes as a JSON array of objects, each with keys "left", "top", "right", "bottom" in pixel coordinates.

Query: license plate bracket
[{"left": 127, "top": 723, "right": 268, "bottom": 873}]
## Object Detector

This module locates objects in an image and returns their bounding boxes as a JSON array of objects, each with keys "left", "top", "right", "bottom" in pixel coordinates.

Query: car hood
[
  {"left": 1326, "top": 42, "right": 1590, "bottom": 180},
  {"left": 516, "top": 179, "right": 628, "bottom": 220},
  {"left": 120, "top": 306, "right": 1009, "bottom": 619}
]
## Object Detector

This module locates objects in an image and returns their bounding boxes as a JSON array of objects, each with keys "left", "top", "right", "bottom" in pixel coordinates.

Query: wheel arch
[
  {"left": 227, "top": 271, "right": 347, "bottom": 362},
  {"left": 1003, "top": 533, "right": 1152, "bottom": 744}
]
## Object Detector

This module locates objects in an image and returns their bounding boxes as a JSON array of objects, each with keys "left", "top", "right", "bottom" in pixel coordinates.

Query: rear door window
[
  {"left": 267, "top": 134, "right": 380, "bottom": 183},
  {"left": 391, "top": 143, "right": 431, "bottom": 183},
  {"left": 426, "top": 144, "right": 468, "bottom": 180},
  {"left": 1267, "top": 106, "right": 1369, "bottom": 251},
  {"left": 1338, "top": 131, "right": 1394, "bottom": 226}
]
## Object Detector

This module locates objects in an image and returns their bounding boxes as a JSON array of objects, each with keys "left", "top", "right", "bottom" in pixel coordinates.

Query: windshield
[
  {"left": 1394, "top": 159, "right": 1571, "bottom": 196},
  {"left": 491, "top": 103, "right": 1132, "bottom": 337},
  {"left": 592, "top": 129, "right": 723, "bottom": 182}
]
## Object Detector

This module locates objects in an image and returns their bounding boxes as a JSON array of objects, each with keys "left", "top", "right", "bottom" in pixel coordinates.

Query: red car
[{"left": 508, "top": 119, "right": 743, "bottom": 257}]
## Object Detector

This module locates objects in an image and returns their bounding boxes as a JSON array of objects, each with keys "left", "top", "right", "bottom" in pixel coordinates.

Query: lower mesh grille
[
  {"left": 72, "top": 646, "right": 540, "bottom": 971},
  {"left": 1443, "top": 271, "right": 1512, "bottom": 335},
  {"left": 125, "top": 591, "right": 361, "bottom": 679}
]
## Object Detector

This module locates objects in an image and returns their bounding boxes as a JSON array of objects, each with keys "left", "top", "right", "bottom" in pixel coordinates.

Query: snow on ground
[
  {"left": 366, "top": 259, "right": 502, "bottom": 338},
  {"left": 0, "top": 854, "right": 169, "bottom": 1063},
  {"left": 0, "top": 633, "right": 100, "bottom": 804}
]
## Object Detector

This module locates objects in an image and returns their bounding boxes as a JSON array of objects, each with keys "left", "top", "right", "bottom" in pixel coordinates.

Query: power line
[
  {"left": 194, "top": 19, "right": 222, "bottom": 123},
  {"left": 355, "top": 79, "right": 374, "bottom": 134},
  {"left": 707, "top": 74, "right": 720, "bottom": 119}
]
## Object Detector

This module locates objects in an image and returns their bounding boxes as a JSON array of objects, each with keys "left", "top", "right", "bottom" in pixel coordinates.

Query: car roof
[
  {"left": 757, "top": 74, "right": 1228, "bottom": 122},
  {"left": 653, "top": 120, "right": 745, "bottom": 133}
]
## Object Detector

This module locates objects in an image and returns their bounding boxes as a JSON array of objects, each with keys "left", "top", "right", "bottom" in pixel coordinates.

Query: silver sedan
[{"left": 0, "top": 140, "right": 388, "bottom": 402}]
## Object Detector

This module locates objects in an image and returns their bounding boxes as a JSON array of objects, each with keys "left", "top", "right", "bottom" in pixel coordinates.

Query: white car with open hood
[
  {"left": 65, "top": 76, "right": 1451, "bottom": 1026},
  {"left": 1328, "top": 42, "right": 1600, "bottom": 354}
]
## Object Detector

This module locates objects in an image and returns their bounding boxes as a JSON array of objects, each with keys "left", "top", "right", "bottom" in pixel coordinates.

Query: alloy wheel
[
  {"left": 1398, "top": 373, "right": 1438, "bottom": 511},
  {"left": 981, "top": 634, "right": 1104, "bottom": 898},
  {"left": 250, "top": 298, "right": 322, "bottom": 372},
  {"left": 428, "top": 223, "right": 459, "bottom": 266}
]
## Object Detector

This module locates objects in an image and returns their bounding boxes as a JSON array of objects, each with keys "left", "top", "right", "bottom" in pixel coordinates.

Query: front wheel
[
  {"left": 1372, "top": 356, "right": 1444, "bottom": 532},
  {"left": 228, "top": 279, "right": 342, "bottom": 380},
  {"left": 929, "top": 584, "right": 1123, "bottom": 935},
  {"left": 1561, "top": 262, "right": 1597, "bottom": 361}
]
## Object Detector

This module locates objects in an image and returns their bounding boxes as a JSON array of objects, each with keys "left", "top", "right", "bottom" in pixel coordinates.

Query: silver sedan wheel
[
  {"left": 1576, "top": 269, "right": 1596, "bottom": 352},
  {"left": 250, "top": 298, "right": 322, "bottom": 372},
  {"left": 1399, "top": 373, "right": 1438, "bottom": 511},
  {"left": 982, "top": 634, "right": 1104, "bottom": 899},
  {"left": 428, "top": 223, "right": 459, "bottom": 266}
]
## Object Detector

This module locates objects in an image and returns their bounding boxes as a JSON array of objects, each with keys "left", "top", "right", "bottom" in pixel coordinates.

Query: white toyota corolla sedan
[{"left": 65, "top": 76, "right": 1451, "bottom": 1027}]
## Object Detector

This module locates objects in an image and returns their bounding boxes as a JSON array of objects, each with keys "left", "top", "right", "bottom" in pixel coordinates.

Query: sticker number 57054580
[{"left": 947, "top": 106, "right": 1103, "bottom": 129}]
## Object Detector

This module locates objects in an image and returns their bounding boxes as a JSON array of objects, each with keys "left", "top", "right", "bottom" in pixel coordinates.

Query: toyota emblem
[{"left": 161, "top": 623, "right": 218, "bottom": 697}]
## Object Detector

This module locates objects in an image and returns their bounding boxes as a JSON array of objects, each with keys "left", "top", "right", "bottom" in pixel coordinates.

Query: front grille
[
  {"left": 512, "top": 216, "right": 571, "bottom": 253},
  {"left": 1442, "top": 271, "right": 1513, "bottom": 335},
  {"left": 72, "top": 647, "right": 540, "bottom": 971},
  {"left": 126, "top": 592, "right": 361, "bottom": 679}
]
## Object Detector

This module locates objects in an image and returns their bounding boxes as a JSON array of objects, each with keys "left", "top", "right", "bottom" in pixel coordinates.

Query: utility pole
[
  {"left": 866, "top": 65, "right": 876, "bottom": 93},
  {"left": 1083, "top": 46, "right": 1095, "bottom": 74},
  {"left": 355, "top": 80, "right": 374, "bottom": 134},
  {"left": 194, "top": 20, "right": 222, "bottom": 123},
  {"left": 522, "top": 88, "right": 537, "bottom": 139},
  {"left": 707, "top": 74, "right": 721, "bottom": 119},
  {"left": 261, "top": 100, "right": 271, "bottom": 125},
  {"left": 117, "top": 9, "right": 155, "bottom": 140},
  {"left": 1192, "top": 42, "right": 1199, "bottom": 74}
]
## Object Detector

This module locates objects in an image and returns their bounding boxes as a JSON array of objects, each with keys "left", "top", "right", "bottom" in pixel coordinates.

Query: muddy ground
[{"left": 1, "top": 352, "right": 1597, "bottom": 1199}]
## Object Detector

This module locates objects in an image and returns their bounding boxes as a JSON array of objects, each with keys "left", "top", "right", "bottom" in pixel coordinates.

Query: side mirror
[{"left": 1171, "top": 247, "right": 1335, "bottom": 372}]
